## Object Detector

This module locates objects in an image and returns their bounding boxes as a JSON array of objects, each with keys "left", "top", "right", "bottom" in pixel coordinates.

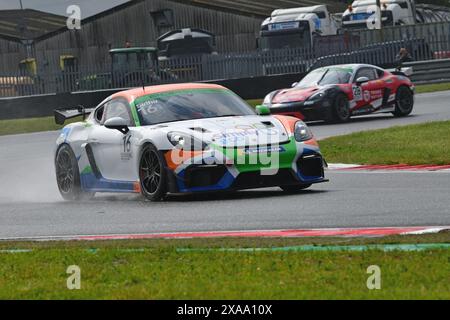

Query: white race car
[{"left": 54, "top": 83, "right": 327, "bottom": 201}]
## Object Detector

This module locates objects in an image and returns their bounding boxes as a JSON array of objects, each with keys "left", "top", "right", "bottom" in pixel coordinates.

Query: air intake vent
[
  {"left": 190, "top": 127, "right": 209, "bottom": 133},
  {"left": 297, "top": 154, "right": 324, "bottom": 178},
  {"left": 261, "top": 121, "right": 275, "bottom": 127}
]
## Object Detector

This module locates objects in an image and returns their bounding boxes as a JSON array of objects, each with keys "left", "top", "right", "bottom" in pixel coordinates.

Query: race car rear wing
[
  {"left": 388, "top": 67, "right": 413, "bottom": 77},
  {"left": 54, "top": 105, "right": 95, "bottom": 125}
]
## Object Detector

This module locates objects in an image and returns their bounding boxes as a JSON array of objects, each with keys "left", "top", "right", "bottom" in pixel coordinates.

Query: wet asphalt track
[{"left": 0, "top": 91, "right": 449, "bottom": 239}]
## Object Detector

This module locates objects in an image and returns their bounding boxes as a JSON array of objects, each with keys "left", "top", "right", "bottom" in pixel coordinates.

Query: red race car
[{"left": 262, "top": 64, "right": 415, "bottom": 123}]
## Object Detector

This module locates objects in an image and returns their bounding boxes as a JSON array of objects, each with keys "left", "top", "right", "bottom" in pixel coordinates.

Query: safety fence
[
  {"left": 406, "top": 58, "right": 450, "bottom": 83},
  {"left": 1, "top": 21, "right": 450, "bottom": 98}
]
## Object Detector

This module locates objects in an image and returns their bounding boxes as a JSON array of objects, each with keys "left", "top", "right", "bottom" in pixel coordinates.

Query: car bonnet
[
  {"left": 271, "top": 85, "right": 321, "bottom": 104},
  {"left": 142, "top": 115, "right": 291, "bottom": 148}
]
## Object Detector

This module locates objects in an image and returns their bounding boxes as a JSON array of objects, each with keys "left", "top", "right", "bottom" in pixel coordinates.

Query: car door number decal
[
  {"left": 123, "top": 135, "right": 132, "bottom": 153},
  {"left": 121, "top": 135, "right": 132, "bottom": 161},
  {"left": 352, "top": 86, "right": 362, "bottom": 101}
]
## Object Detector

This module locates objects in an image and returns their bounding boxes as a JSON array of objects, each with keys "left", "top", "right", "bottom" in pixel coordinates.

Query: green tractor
[{"left": 78, "top": 47, "right": 175, "bottom": 91}]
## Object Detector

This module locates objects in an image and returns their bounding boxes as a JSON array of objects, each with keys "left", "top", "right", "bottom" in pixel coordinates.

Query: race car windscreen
[
  {"left": 135, "top": 88, "right": 255, "bottom": 125},
  {"left": 297, "top": 68, "right": 352, "bottom": 88}
]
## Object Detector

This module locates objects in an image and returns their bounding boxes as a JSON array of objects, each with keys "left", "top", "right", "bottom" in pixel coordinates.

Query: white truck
[
  {"left": 259, "top": 5, "right": 340, "bottom": 51},
  {"left": 342, "top": 0, "right": 417, "bottom": 29}
]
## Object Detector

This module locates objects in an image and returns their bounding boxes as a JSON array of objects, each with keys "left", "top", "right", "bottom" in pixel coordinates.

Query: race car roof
[
  {"left": 318, "top": 64, "right": 358, "bottom": 70},
  {"left": 313, "top": 64, "right": 379, "bottom": 72},
  {"left": 112, "top": 83, "right": 226, "bottom": 101}
]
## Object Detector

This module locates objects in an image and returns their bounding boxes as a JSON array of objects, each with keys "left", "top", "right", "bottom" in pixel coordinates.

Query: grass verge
[
  {"left": 320, "top": 121, "right": 450, "bottom": 165},
  {"left": 0, "top": 232, "right": 449, "bottom": 299},
  {"left": 0, "top": 116, "right": 83, "bottom": 137},
  {"left": 415, "top": 82, "right": 450, "bottom": 94}
]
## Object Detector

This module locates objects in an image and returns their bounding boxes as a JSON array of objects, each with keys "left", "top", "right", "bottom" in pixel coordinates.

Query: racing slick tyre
[
  {"left": 280, "top": 184, "right": 312, "bottom": 192},
  {"left": 328, "top": 94, "right": 350, "bottom": 123},
  {"left": 55, "top": 144, "right": 94, "bottom": 201},
  {"left": 393, "top": 86, "right": 414, "bottom": 117},
  {"left": 139, "top": 144, "right": 168, "bottom": 201}
]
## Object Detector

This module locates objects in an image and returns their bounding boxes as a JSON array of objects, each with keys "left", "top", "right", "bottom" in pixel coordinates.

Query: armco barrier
[
  {"left": 1, "top": 58, "right": 449, "bottom": 121},
  {"left": 0, "top": 89, "right": 120, "bottom": 121},
  {"left": 0, "top": 73, "right": 304, "bottom": 120},
  {"left": 407, "top": 58, "right": 450, "bottom": 83}
]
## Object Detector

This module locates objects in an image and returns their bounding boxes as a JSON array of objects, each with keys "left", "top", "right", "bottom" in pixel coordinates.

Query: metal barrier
[
  {"left": 406, "top": 58, "right": 450, "bottom": 83},
  {"left": 1, "top": 21, "right": 450, "bottom": 98},
  {"left": 0, "top": 49, "right": 314, "bottom": 97},
  {"left": 352, "top": 21, "right": 450, "bottom": 53},
  {"left": 1, "top": 58, "right": 449, "bottom": 121},
  {"left": 0, "top": 73, "right": 304, "bottom": 120}
]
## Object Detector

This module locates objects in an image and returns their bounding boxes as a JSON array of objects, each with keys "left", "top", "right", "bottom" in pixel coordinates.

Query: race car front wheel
[
  {"left": 55, "top": 144, "right": 93, "bottom": 201},
  {"left": 393, "top": 86, "right": 414, "bottom": 117},
  {"left": 329, "top": 94, "right": 350, "bottom": 123},
  {"left": 139, "top": 144, "right": 167, "bottom": 201}
]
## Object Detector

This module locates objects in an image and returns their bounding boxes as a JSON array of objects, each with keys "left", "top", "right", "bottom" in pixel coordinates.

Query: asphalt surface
[
  {"left": 0, "top": 91, "right": 450, "bottom": 239},
  {"left": 310, "top": 90, "right": 450, "bottom": 139}
]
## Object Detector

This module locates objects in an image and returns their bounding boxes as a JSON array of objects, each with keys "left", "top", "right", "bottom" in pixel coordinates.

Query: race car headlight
[
  {"left": 167, "top": 132, "right": 208, "bottom": 151},
  {"left": 304, "top": 90, "right": 328, "bottom": 106},
  {"left": 294, "top": 121, "right": 314, "bottom": 142},
  {"left": 308, "top": 90, "right": 326, "bottom": 101}
]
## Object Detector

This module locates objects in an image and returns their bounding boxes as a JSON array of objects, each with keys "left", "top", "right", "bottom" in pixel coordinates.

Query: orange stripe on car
[
  {"left": 112, "top": 83, "right": 225, "bottom": 102},
  {"left": 165, "top": 150, "right": 203, "bottom": 170},
  {"left": 273, "top": 115, "right": 299, "bottom": 134},
  {"left": 133, "top": 182, "right": 141, "bottom": 193}
]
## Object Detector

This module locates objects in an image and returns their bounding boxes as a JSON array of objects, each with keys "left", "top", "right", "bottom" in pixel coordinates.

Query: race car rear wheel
[
  {"left": 55, "top": 144, "right": 93, "bottom": 201},
  {"left": 139, "top": 144, "right": 167, "bottom": 201},
  {"left": 280, "top": 184, "right": 312, "bottom": 192},
  {"left": 393, "top": 86, "right": 414, "bottom": 117},
  {"left": 329, "top": 94, "right": 350, "bottom": 123}
]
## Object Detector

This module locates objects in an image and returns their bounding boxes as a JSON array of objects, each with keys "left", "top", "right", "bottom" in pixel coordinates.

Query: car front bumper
[
  {"left": 165, "top": 149, "right": 328, "bottom": 194},
  {"left": 268, "top": 100, "right": 332, "bottom": 121}
]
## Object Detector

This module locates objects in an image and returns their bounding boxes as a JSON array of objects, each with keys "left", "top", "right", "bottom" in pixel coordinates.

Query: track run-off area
[{"left": 0, "top": 90, "right": 449, "bottom": 239}]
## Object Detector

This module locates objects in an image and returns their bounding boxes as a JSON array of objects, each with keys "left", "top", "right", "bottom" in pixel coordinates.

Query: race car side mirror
[
  {"left": 355, "top": 77, "right": 370, "bottom": 86},
  {"left": 255, "top": 105, "right": 271, "bottom": 116},
  {"left": 291, "top": 82, "right": 298, "bottom": 88},
  {"left": 104, "top": 117, "right": 130, "bottom": 134}
]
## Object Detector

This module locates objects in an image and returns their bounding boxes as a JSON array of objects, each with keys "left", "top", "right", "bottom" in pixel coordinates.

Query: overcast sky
[{"left": 0, "top": 0, "right": 130, "bottom": 17}]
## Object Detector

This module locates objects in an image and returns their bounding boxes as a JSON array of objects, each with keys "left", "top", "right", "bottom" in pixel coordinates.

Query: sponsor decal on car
[
  {"left": 352, "top": 85, "right": 362, "bottom": 100},
  {"left": 243, "top": 146, "right": 286, "bottom": 154},
  {"left": 120, "top": 134, "right": 132, "bottom": 161},
  {"left": 212, "top": 127, "right": 279, "bottom": 145},
  {"left": 370, "top": 90, "right": 383, "bottom": 100}
]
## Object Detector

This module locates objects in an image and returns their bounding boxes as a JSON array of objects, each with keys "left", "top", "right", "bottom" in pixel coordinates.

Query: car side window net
[
  {"left": 104, "top": 99, "right": 133, "bottom": 126},
  {"left": 355, "top": 68, "right": 376, "bottom": 82}
]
